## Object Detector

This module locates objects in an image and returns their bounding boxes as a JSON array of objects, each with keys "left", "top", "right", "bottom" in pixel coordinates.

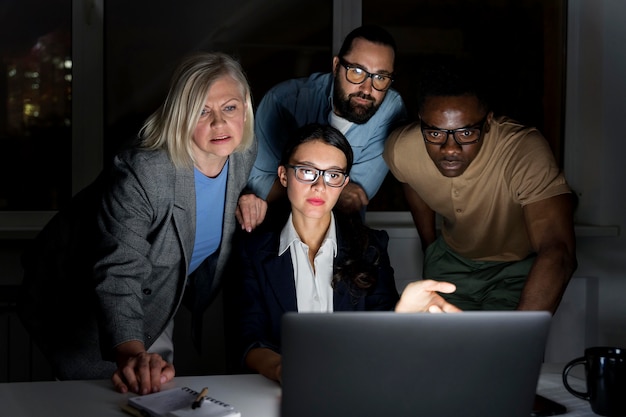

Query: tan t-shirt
[{"left": 384, "top": 116, "right": 571, "bottom": 261}]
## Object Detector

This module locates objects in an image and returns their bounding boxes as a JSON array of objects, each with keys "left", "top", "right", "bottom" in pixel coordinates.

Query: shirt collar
[{"left": 279, "top": 212, "right": 338, "bottom": 257}]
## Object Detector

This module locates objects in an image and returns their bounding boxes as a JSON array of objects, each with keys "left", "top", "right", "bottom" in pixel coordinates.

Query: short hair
[
  {"left": 337, "top": 24, "right": 397, "bottom": 59},
  {"left": 280, "top": 123, "right": 354, "bottom": 175},
  {"left": 416, "top": 58, "right": 491, "bottom": 114},
  {"left": 139, "top": 52, "right": 254, "bottom": 169}
]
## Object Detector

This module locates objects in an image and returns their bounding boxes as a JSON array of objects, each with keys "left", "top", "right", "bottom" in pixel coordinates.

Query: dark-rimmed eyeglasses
[
  {"left": 338, "top": 58, "right": 394, "bottom": 92},
  {"left": 420, "top": 114, "right": 489, "bottom": 146},
  {"left": 286, "top": 165, "right": 348, "bottom": 187}
]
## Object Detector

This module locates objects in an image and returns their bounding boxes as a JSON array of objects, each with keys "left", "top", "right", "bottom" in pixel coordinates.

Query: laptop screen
[{"left": 281, "top": 311, "right": 551, "bottom": 417}]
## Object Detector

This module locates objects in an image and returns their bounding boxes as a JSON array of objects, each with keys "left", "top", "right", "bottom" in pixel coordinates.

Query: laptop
[{"left": 280, "top": 311, "right": 551, "bottom": 417}]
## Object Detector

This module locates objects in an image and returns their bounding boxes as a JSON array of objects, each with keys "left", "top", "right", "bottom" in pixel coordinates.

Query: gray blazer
[
  {"left": 95, "top": 144, "right": 256, "bottom": 359},
  {"left": 17, "top": 141, "right": 256, "bottom": 379}
]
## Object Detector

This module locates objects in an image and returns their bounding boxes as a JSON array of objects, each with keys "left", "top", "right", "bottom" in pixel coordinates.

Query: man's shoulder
[
  {"left": 491, "top": 116, "right": 541, "bottom": 140},
  {"left": 368, "top": 87, "right": 406, "bottom": 122},
  {"left": 268, "top": 72, "right": 331, "bottom": 95},
  {"left": 488, "top": 116, "right": 550, "bottom": 155},
  {"left": 387, "top": 121, "right": 422, "bottom": 144}
]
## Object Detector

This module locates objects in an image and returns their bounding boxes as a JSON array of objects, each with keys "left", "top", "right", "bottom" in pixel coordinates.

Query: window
[
  {"left": 103, "top": 1, "right": 333, "bottom": 161},
  {"left": 0, "top": 0, "right": 567, "bottom": 220},
  {"left": 1, "top": 1, "right": 72, "bottom": 211}
]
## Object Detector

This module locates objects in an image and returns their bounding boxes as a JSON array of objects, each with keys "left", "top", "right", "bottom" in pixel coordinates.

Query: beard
[{"left": 332, "top": 75, "right": 381, "bottom": 124}]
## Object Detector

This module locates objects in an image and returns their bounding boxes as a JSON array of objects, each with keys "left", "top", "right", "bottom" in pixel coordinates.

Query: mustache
[{"left": 349, "top": 92, "right": 374, "bottom": 102}]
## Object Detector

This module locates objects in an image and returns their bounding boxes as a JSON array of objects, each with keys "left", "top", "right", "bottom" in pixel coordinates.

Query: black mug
[{"left": 562, "top": 346, "right": 626, "bottom": 416}]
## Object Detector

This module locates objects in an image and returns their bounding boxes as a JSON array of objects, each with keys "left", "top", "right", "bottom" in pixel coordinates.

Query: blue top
[
  {"left": 189, "top": 162, "right": 228, "bottom": 273},
  {"left": 247, "top": 72, "right": 407, "bottom": 200}
]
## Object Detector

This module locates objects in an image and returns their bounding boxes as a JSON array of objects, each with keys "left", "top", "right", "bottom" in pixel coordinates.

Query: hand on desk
[
  {"left": 245, "top": 347, "right": 282, "bottom": 384},
  {"left": 395, "top": 280, "right": 462, "bottom": 313},
  {"left": 112, "top": 341, "right": 176, "bottom": 395}
]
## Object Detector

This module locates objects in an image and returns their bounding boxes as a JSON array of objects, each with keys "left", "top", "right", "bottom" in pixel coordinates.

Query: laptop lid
[{"left": 280, "top": 311, "right": 551, "bottom": 417}]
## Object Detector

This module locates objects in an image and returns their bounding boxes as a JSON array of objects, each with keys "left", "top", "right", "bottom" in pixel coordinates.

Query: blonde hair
[{"left": 139, "top": 52, "right": 255, "bottom": 168}]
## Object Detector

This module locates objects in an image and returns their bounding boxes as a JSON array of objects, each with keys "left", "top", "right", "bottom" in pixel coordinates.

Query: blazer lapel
[
  {"left": 259, "top": 236, "right": 298, "bottom": 313},
  {"left": 172, "top": 166, "right": 195, "bottom": 273}
]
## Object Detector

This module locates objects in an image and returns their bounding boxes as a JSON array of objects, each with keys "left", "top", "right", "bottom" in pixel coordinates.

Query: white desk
[
  {"left": 537, "top": 363, "right": 594, "bottom": 416},
  {"left": 0, "top": 374, "right": 281, "bottom": 417},
  {"left": 0, "top": 364, "right": 593, "bottom": 417}
]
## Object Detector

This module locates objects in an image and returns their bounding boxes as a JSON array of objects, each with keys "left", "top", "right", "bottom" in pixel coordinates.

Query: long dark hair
[
  {"left": 280, "top": 123, "right": 379, "bottom": 292},
  {"left": 332, "top": 211, "right": 380, "bottom": 292}
]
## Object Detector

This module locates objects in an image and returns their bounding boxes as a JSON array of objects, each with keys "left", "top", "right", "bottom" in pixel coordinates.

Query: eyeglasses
[
  {"left": 420, "top": 114, "right": 489, "bottom": 146},
  {"left": 286, "top": 165, "right": 348, "bottom": 187},
  {"left": 339, "top": 59, "right": 394, "bottom": 92}
]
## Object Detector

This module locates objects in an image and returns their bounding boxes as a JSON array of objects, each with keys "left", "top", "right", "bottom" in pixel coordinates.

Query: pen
[
  {"left": 120, "top": 403, "right": 149, "bottom": 417},
  {"left": 192, "top": 387, "right": 209, "bottom": 409}
]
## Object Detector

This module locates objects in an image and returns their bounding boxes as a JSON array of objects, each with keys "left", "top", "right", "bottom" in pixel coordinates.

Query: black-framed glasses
[
  {"left": 339, "top": 58, "right": 394, "bottom": 91},
  {"left": 286, "top": 165, "right": 348, "bottom": 187},
  {"left": 420, "top": 114, "right": 489, "bottom": 145}
]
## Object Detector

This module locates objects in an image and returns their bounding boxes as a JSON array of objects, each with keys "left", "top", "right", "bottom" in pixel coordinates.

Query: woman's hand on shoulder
[{"left": 236, "top": 193, "right": 267, "bottom": 232}]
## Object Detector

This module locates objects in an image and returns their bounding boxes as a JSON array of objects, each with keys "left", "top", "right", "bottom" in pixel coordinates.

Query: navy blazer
[{"left": 236, "top": 213, "right": 400, "bottom": 357}]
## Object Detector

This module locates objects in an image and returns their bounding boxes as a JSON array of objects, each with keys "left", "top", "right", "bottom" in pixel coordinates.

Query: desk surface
[
  {"left": 0, "top": 374, "right": 281, "bottom": 417},
  {"left": 0, "top": 364, "right": 592, "bottom": 417}
]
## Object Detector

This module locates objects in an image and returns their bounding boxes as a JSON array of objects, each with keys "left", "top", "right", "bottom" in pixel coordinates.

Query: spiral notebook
[{"left": 125, "top": 386, "right": 240, "bottom": 417}]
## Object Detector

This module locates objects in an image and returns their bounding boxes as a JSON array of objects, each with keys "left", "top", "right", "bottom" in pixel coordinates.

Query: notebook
[
  {"left": 280, "top": 311, "right": 552, "bottom": 417},
  {"left": 125, "top": 386, "right": 240, "bottom": 417}
]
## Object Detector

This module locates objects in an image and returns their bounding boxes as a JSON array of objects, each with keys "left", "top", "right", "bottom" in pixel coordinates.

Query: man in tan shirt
[{"left": 383, "top": 63, "right": 577, "bottom": 313}]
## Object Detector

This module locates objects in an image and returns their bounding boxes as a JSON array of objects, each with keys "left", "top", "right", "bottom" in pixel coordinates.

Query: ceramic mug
[{"left": 562, "top": 346, "right": 626, "bottom": 416}]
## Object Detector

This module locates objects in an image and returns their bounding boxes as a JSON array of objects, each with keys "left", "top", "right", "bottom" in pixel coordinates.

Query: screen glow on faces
[
  {"left": 420, "top": 95, "right": 489, "bottom": 178},
  {"left": 279, "top": 139, "right": 349, "bottom": 221},
  {"left": 192, "top": 76, "right": 246, "bottom": 165},
  {"left": 332, "top": 38, "right": 394, "bottom": 124}
]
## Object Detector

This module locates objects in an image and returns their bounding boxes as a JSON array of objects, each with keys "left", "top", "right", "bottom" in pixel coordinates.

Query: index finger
[
  {"left": 238, "top": 197, "right": 257, "bottom": 232},
  {"left": 422, "top": 279, "right": 457, "bottom": 294}
]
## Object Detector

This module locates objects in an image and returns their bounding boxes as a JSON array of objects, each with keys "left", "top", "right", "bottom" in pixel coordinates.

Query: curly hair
[{"left": 416, "top": 58, "right": 491, "bottom": 115}]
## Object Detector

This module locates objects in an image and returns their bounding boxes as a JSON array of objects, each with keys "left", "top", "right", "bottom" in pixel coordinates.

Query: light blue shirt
[
  {"left": 247, "top": 72, "right": 407, "bottom": 200},
  {"left": 189, "top": 163, "right": 228, "bottom": 273}
]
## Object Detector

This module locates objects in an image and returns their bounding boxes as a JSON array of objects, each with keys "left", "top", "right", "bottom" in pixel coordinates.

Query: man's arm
[
  {"left": 403, "top": 183, "right": 437, "bottom": 252},
  {"left": 245, "top": 347, "right": 282, "bottom": 383},
  {"left": 335, "top": 182, "right": 369, "bottom": 213},
  {"left": 517, "top": 193, "right": 578, "bottom": 313},
  {"left": 345, "top": 91, "right": 407, "bottom": 200}
]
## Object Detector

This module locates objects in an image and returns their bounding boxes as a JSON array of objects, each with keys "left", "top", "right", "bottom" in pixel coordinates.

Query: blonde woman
[{"left": 94, "top": 52, "right": 262, "bottom": 394}]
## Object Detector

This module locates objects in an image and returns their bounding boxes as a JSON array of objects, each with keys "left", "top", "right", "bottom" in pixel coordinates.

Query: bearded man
[{"left": 237, "top": 25, "right": 406, "bottom": 230}]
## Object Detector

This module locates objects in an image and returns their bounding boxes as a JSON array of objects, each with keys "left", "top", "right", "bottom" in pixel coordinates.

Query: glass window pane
[
  {"left": 104, "top": 1, "right": 332, "bottom": 160},
  {"left": 0, "top": 1, "right": 72, "bottom": 210}
]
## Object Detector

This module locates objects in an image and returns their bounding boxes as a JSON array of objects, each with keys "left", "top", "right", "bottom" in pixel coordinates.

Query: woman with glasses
[{"left": 234, "top": 123, "right": 459, "bottom": 383}]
